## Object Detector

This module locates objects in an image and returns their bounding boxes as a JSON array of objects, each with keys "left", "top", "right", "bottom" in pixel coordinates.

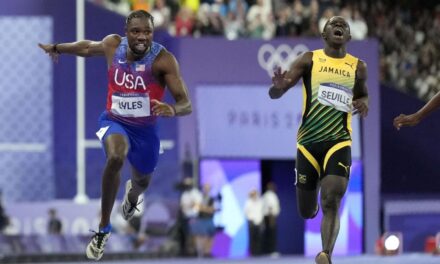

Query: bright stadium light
[
  {"left": 376, "top": 232, "right": 403, "bottom": 255},
  {"left": 384, "top": 234, "right": 400, "bottom": 251}
]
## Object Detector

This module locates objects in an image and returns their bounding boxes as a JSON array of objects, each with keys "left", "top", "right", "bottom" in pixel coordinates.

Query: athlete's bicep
[
  {"left": 285, "top": 52, "right": 313, "bottom": 87},
  {"left": 162, "top": 54, "right": 189, "bottom": 100},
  {"left": 158, "top": 52, "right": 192, "bottom": 115},
  {"left": 101, "top": 34, "right": 122, "bottom": 67},
  {"left": 353, "top": 60, "right": 368, "bottom": 99}
]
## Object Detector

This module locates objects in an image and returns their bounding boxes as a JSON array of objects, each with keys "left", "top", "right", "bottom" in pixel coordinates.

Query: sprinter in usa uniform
[{"left": 39, "top": 10, "right": 192, "bottom": 260}]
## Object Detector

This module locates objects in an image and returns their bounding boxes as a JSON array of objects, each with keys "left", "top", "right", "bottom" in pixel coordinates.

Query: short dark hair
[
  {"left": 322, "top": 16, "right": 350, "bottom": 33},
  {"left": 126, "top": 10, "right": 154, "bottom": 27}
]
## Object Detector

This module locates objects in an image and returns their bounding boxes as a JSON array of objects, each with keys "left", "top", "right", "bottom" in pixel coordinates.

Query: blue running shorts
[{"left": 96, "top": 112, "right": 160, "bottom": 174}]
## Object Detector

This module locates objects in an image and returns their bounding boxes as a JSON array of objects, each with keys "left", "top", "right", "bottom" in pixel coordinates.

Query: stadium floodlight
[
  {"left": 383, "top": 232, "right": 403, "bottom": 255},
  {"left": 377, "top": 232, "right": 403, "bottom": 255}
]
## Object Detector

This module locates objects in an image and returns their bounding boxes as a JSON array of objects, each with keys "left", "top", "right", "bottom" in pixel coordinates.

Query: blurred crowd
[
  {"left": 90, "top": 0, "right": 368, "bottom": 40},
  {"left": 371, "top": 2, "right": 440, "bottom": 101},
  {"left": 90, "top": 0, "right": 440, "bottom": 101}
]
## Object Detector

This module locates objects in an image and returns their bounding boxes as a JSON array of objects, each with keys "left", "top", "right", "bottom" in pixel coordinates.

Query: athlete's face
[
  {"left": 322, "top": 16, "right": 351, "bottom": 46},
  {"left": 126, "top": 17, "right": 153, "bottom": 56}
]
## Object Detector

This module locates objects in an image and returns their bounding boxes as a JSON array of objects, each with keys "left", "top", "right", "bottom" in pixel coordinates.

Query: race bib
[
  {"left": 111, "top": 93, "right": 150, "bottom": 117},
  {"left": 317, "top": 83, "right": 353, "bottom": 113}
]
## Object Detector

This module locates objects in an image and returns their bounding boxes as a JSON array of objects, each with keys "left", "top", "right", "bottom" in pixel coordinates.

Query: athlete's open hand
[
  {"left": 352, "top": 98, "right": 368, "bottom": 118},
  {"left": 38, "top": 43, "right": 59, "bottom": 63},
  {"left": 393, "top": 113, "right": 421, "bottom": 130},
  {"left": 151, "top": 99, "right": 176, "bottom": 117},
  {"left": 272, "top": 67, "right": 292, "bottom": 90}
]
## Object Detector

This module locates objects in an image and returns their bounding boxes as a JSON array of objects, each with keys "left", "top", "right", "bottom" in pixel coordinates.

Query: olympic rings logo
[{"left": 258, "top": 43, "right": 309, "bottom": 77}]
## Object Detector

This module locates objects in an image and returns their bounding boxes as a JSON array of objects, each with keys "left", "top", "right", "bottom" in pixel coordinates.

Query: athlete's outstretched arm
[
  {"left": 393, "top": 91, "right": 440, "bottom": 130},
  {"left": 151, "top": 50, "right": 192, "bottom": 117},
  {"left": 38, "top": 34, "right": 120, "bottom": 61},
  {"left": 352, "top": 60, "right": 369, "bottom": 117},
  {"left": 269, "top": 51, "right": 312, "bottom": 99}
]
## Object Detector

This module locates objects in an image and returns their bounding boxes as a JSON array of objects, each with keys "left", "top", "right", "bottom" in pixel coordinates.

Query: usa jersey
[{"left": 106, "top": 38, "right": 165, "bottom": 126}]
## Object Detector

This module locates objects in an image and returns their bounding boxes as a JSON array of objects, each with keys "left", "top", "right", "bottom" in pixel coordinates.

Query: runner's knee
[
  {"left": 320, "top": 192, "right": 343, "bottom": 213},
  {"left": 106, "top": 154, "right": 125, "bottom": 170}
]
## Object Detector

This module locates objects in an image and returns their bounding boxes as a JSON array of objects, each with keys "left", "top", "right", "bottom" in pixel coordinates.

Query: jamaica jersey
[{"left": 297, "top": 49, "right": 359, "bottom": 145}]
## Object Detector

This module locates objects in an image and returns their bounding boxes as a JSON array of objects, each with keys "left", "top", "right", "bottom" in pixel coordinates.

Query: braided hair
[{"left": 126, "top": 10, "right": 154, "bottom": 27}]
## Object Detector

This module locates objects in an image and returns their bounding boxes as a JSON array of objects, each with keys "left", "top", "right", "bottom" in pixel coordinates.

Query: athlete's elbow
[
  {"left": 180, "top": 104, "right": 193, "bottom": 116},
  {"left": 269, "top": 90, "right": 281, "bottom": 99},
  {"left": 269, "top": 88, "right": 283, "bottom": 99},
  {"left": 184, "top": 105, "right": 193, "bottom": 115}
]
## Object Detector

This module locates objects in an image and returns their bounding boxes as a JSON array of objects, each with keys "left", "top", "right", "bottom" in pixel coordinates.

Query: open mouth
[
  {"left": 132, "top": 43, "right": 148, "bottom": 54},
  {"left": 135, "top": 43, "right": 146, "bottom": 50},
  {"left": 333, "top": 28, "right": 343, "bottom": 37}
]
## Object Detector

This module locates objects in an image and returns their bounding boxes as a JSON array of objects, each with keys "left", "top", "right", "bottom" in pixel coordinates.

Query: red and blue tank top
[{"left": 106, "top": 38, "right": 165, "bottom": 126}]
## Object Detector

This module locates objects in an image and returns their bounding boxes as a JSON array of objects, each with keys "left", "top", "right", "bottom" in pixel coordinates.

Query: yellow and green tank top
[{"left": 297, "top": 49, "right": 359, "bottom": 145}]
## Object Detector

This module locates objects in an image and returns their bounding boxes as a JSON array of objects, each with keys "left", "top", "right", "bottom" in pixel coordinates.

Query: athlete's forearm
[
  {"left": 54, "top": 40, "right": 103, "bottom": 57},
  {"left": 416, "top": 91, "right": 440, "bottom": 120}
]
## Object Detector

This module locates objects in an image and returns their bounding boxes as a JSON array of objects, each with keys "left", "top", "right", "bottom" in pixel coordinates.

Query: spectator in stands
[
  {"left": 303, "top": 0, "right": 320, "bottom": 36},
  {"left": 194, "top": 3, "right": 224, "bottom": 36},
  {"left": 246, "top": 0, "right": 275, "bottom": 39},
  {"left": 369, "top": 1, "right": 440, "bottom": 100},
  {"left": 192, "top": 183, "right": 216, "bottom": 258},
  {"left": 180, "top": 177, "right": 202, "bottom": 256},
  {"left": 350, "top": 9, "right": 367, "bottom": 40},
  {"left": 175, "top": 7, "right": 196, "bottom": 36},
  {"left": 244, "top": 189, "right": 264, "bottom": 256},
  {"left": 151, "top": 0, "right": 172, "bottom": 29},
  {"left": 224, "top": 9, "right": 245, "bottom": 39},
  {"left": 47, "top": 208, "right": 63, "bottom": 234},
  {"left": 274, "top": 6, "right": 291, "bottom": 37},
  {"left": 262, "top": 182, "right": 281, "bottom": 256},
  {"left": 223, "top": 0, "right": 247, "bottom": 39}
]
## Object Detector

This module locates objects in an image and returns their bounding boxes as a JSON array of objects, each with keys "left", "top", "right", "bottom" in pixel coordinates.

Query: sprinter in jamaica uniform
[{"left": 269, "top": 16, "right": 369, "bottom": 264}]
